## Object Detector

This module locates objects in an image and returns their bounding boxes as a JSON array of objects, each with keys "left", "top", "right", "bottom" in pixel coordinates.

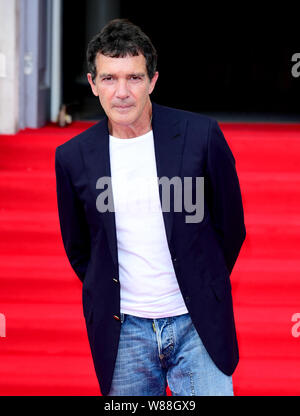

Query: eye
[
  {"left": 130, "top": 75, "right": 142, "bottom": 81},
  {"left": 102, "top": 76, "right": 113, "bottom": 82}
]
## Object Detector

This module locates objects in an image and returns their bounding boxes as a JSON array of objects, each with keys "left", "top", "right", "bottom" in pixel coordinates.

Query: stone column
[{"left": 0, "top": 0, "right": 19, "bottom": 134}]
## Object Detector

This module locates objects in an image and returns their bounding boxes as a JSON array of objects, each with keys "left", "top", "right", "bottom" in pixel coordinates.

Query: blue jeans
[{"left": 107, "top": 312, "right": 234, "bottom": 396}]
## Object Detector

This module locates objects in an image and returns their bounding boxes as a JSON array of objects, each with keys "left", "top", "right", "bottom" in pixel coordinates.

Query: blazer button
[
  {"left": 113, "top": 315, "right": 121, "bottom": 321},
  {"left": 185, "top": 296, "right": 190, "bottom": 303},
  {"left": 173, "top": 257, "right": 177, "bottom": 263}
]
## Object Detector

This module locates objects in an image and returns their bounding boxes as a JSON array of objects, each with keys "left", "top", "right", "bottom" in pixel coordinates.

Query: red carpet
[{"left": 0, "top": 121, "right": 300, "bottom": 395}]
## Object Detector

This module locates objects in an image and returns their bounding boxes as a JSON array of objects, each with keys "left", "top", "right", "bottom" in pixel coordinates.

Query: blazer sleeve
[
  {"left": 205, "top": 119, "right": 246, "bottom": 275},
  {"left": 55, "top": 147, "right": 91, "bottom": 282}
]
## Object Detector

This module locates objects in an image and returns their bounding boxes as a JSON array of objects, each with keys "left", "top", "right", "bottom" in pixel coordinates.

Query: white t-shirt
[{"left": 109, "top": 130, "right": 188, "bottom": 318}]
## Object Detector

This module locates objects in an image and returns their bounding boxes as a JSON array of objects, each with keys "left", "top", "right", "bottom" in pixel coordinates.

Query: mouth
[{"left": 113, "top": 105, "right": 133, "bottom": 112}]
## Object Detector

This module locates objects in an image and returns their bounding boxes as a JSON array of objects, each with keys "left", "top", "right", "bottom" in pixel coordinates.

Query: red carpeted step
[{"left": 1, "top": 121, "right": 300, "bottom": 396}]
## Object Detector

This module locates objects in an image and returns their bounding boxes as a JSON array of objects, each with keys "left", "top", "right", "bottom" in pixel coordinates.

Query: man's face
[{"left": 87, "top": 53, "right": 158, "bottom": 130}]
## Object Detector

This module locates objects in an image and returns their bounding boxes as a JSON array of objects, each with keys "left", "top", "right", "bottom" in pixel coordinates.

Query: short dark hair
[{"left": 87, "top": 18, "right": 158, "bottom": 83}]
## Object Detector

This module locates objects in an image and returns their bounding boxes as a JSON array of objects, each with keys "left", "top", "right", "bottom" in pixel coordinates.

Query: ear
[
  {"left": 149, "top": 71, "right": 159, "bottom": 95},
  {"left": 87, "top": 73, "right": 99, "bottom": 97}
]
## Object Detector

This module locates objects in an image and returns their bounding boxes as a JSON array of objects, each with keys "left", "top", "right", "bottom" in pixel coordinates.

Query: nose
[{"left": 115, "top": 79, "right": 129, "bottom": 99}]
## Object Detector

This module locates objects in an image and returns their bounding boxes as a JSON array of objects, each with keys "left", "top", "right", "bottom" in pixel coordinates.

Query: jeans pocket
[{"left": 120, "top": 313, "right": 126, "bottom": 324}]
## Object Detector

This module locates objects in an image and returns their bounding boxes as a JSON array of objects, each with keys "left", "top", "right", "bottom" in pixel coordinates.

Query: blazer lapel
[
  {"left": 79, "top": 117, "right": 119, "bottom": 268},
  {"left": 152, "top": 102, "right": 187, "bottom": 247},
  {"left": 80, "top": 102, "right": 187, "bottom": 268}
]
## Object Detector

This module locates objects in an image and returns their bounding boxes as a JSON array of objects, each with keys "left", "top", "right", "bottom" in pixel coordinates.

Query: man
[{"left": 55, "top": 19, "right": 246, "bottom": 396}]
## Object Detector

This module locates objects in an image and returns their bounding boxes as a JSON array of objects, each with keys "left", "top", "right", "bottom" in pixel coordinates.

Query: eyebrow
[{"left": 99, "top": 73, "right": 146, "bottom": 79}]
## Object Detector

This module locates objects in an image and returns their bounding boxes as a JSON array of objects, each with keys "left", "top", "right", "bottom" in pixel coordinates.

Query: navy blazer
[{"left": 55, "top": 101, "right": 246, "bottom": 395}]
